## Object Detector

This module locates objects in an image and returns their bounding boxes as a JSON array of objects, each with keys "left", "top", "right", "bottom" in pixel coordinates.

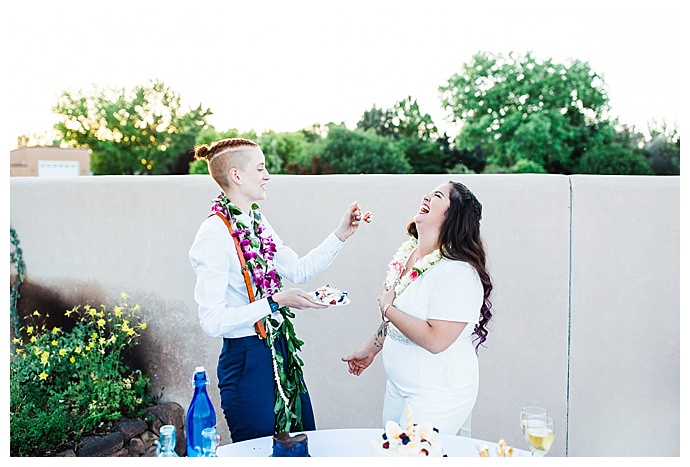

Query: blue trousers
[{"left": 217, "top": 334, "right": 316, "bottom": 443}]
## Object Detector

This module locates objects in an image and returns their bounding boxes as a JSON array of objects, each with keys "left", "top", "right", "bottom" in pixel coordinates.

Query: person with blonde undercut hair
[{"left": 189, "top": 138, "right": 363, "bottom": 442}]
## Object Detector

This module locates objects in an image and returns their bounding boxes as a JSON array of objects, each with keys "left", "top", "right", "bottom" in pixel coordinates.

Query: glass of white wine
[
  {"left": 520, "top": 407, "right": 548, "bottom": 441},
  {"left": 525, "top": 415, "right": 555, "bottom": 457}
]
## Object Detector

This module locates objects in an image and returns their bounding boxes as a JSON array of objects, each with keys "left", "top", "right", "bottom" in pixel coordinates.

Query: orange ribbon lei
[{"left": 214, "top": 212, "right": 267, "bottom": 339}]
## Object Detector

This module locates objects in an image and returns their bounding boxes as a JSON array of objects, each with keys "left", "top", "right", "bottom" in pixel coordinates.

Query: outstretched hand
[
  {"left": 342, "top": 347, "right": 376, "bottom": 376},
  {"left": 273, "top": 288, "right": 328, "bottom": 310},
  {"left": 334, "top": 201, "right": 364, "bottom": 242}
]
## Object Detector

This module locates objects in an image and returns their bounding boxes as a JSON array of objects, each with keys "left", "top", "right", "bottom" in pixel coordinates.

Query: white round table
[{"left": 216, "top": 428, "right": 530, "bottom": 457}]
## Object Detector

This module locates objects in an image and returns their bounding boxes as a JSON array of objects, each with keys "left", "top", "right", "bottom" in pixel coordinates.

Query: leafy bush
[{"left": 10, "top": 293, "right": 154, "bottom": 456}]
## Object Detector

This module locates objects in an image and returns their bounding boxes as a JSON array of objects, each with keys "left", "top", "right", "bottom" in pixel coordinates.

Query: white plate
[{"left": 311, "top": 292, "right": 350, "bottom": 306}]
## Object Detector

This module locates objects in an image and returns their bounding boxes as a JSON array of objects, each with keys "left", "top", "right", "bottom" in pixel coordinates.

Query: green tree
[
  {"left": 357, "top": 105, "right": 396, "bottom": 138},
  {"left": 256, "top": 131, "right": 306, "bottom": 174},
  {"left": 358, "top": 96, "right": 438, "bottom": 141},
  {"left": 575, "top": 123, "right": 653, "bottom": 175},
  {"left": 53, "top": 79, "right": 212, "bottom": 175},
  {"left": 645, "top": 120, "right": 680, "bottom": 175},
  {"left": 357, "top": 97, "right": 447, "bottom": 173},
  {"left": 440, "top": 51, "right": 612, "bottom": 174},
  {"left": 284, "top": 125, "right": 333, "bottom": 174},
  {"left": 321, "top": 125, "right": 412, "bottom": 174}
]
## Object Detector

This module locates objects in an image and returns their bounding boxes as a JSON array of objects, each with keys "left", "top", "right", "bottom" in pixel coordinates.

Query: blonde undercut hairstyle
[{"left": 194, "top": 138, "right": 260, "bottom": 190}]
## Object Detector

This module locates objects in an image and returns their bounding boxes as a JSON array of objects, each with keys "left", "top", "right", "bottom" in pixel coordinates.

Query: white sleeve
[
  {"left": 189, "top": 215, "right": 273, "bottom": 338},
  {"left": 427, "top": 261, "right": 483, "bottom": 324},
  {"left": 263, "top": 217, "right": 345, "bottom": 284}
]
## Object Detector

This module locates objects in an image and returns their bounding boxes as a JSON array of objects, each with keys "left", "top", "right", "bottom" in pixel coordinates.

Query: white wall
[{"left": 9, "top": 174, "right": 679, "bottom": 456}]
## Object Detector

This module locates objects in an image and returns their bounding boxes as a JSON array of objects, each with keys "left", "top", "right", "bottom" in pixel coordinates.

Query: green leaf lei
[{"left": 213, "top": 193, "right": 307, "bottom": 434}]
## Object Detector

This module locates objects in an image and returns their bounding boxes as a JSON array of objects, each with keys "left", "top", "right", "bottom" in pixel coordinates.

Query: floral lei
[
  {"left": 211, "top": 193, "right": 305, "bottom": 434},
  {"left": 385, "top": 236, "right": 442, "bottom": 296}
]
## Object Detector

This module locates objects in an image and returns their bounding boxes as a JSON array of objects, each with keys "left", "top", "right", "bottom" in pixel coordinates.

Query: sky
[{"left": 0, "top": 0, "right": 683, "bottom": 155}]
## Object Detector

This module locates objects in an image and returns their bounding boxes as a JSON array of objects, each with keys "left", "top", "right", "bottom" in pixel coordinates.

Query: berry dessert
[
  {"left": 372, "top": 405, "right": 445, "bottom": 457},
  {"left": 312, "top": 284, "right": 349, "bottom": 306}
]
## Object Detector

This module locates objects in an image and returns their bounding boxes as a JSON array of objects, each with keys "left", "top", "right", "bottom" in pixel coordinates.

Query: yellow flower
[
  {"left": 39, "top": 372, "right": 48, "bottom": 380},
  {"left": 59, "top": 348, "right": 67, "bottom": 356},
  {"left": 70, "top": 357, "right": 75, "bottom": 363},
  {"left": 121, "top": 323, "right": 131, "bottom": 333},
  {"left": 99, "top": 337, "right": 106, "bottom": 345},
  {"left": 75, "top": 347, "right": 82, "bottom": 354},
  {"left": 133, "top": 304, "right": 141, "bottom": 311},
  {"left": 65, "top": 308, "right": 75, "bottom": 317},
  {"left": 51, "top": 327, "right": 60, "bottom": 334},
  {"left": 140, "top": 322, "right": 147, "bottom": 330},
  {"left": 30, "top": 336, "right": 36, "bottom": 343},
  {"left": 15, "top": 348, "right": 23, "bottom": 354},
  {"left": 51, "top": 340, "right": 58, "bottom": 346},
  {"left": 128, "top": 328, "right": 135, "bottom": 336},
  {"left": 91, "top": 332, "right": 98, "bottom": 339},
  {"left": 12, "top": 337, "right": 21, "bottom": 344},
  {"left": 26, "top": 326, "right": 33, "bottom": 335},
  {"left": 115, "top": 308, "right": 123, "bottom": 317},
  {"left": 120, "top": 292, "right": 129, "bottom": 300},
  {"left": 40, "top": 352, "right": 49, "bottom": 365},
  {"left": 32, "top": 310, "right": 41, "bottom": 317},
  {"left": 97, "top": 319, "right": 106, "bottom": 327},
  {"left": 89, "top": 308, "right": 97, "bottom": 316}
]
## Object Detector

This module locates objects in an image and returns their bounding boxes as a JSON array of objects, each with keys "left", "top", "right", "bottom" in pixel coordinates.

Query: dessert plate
[{"left": 311, "top": 285, "right": 350, "bottom": 306}]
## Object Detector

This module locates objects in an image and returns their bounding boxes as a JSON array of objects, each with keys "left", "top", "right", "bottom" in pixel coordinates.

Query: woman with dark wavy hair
[{"left": 342, "top": 181, "right": 493, "bottom": 437}]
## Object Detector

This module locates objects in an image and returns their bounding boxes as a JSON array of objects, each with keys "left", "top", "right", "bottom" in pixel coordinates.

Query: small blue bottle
[
  {"left": 201, "top": 427, "right": 219, "bottom": 457},
  {"left": 155, "top": 425, "right": 180, "bottom": 457},
  {"left": 186, "top": 366, "right": 216, "bottom": 457}
]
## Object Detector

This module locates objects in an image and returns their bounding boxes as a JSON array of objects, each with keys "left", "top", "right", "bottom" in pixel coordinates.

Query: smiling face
[
  {"left": 414, "top": 182, "right": 451, "bottom": 231},
  {"left": 234, "top": 146, "right": 270, "bottom": 204}
]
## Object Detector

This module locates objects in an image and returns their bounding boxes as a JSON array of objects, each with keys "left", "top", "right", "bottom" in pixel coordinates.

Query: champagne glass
[
  {"left": 525, "top": 415, "right": 554, "bottom": 457},
  {"left": 520, "top": 407, "right": 548, "bottom": 441}
]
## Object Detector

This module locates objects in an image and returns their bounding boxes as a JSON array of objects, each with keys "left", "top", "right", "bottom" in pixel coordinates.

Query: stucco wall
[{"left": 9, "top": 174, "right": 679, "bottom": 456}]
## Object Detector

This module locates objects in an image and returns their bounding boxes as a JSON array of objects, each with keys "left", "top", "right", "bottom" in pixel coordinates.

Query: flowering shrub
[{"left": 10, "top": 293, "right": 155, "bottom": 456}]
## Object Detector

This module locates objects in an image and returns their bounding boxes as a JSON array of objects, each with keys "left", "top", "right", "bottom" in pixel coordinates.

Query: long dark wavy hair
[{"left": 407, "top": 181, "right": 493, "bottom": 353}]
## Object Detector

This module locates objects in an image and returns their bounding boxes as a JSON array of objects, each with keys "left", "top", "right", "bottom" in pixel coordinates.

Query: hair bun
[{"left": 194, "top": 145, "right": 210, "bottom": 161}]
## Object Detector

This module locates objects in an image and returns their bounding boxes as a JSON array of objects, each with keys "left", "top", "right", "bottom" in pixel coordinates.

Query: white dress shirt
[{"left": 189, "top": 210, "right": 344, "bottom": 338}]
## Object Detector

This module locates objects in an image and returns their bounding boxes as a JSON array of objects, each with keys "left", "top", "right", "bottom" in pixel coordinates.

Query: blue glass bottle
[{"left": 186, "top": 366, "right": 216, "bottom": 457}]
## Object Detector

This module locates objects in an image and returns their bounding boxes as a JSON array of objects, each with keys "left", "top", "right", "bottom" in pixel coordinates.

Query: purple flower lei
[
  {"left": 212, "top": 194, "right": 281, "bottom": 297},
  {"left": 211, "top": 193, "right": 307, "bottom": 434}
]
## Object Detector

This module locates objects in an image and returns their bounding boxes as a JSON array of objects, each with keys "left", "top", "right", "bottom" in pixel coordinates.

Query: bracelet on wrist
[{"left": 381, "top": 303, "right": 392, "bottom": 322}]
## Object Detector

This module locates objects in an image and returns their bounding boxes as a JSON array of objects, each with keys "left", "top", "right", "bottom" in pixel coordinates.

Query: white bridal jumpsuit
[{"left": 381, "top": 258, "right": 483, "bottom": 436}]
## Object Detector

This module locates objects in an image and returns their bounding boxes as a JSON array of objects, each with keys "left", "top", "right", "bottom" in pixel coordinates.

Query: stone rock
[
  {"left": 144, "top": 445, "right": 158, "bottom": 457},
  {"left": 113, "top": 447, "right": 130, "bottom": 457},
  {"left": 56, "top": 448, "right": 76, "bottom": 457},
  {"left": 127, "top": 437, "right": 146, "bottom": 456},
  {"left": 147, "top": 401, "right": 185, "bottom": 431},
  {"left": 77, "top": 431, "right": 124, "bottom": 457},
  {"left": 140, "top": 430, "right": 158, "bottom": 449},
  {"left": 114, "top": 417, "right": 148, "bottom": 439}
]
